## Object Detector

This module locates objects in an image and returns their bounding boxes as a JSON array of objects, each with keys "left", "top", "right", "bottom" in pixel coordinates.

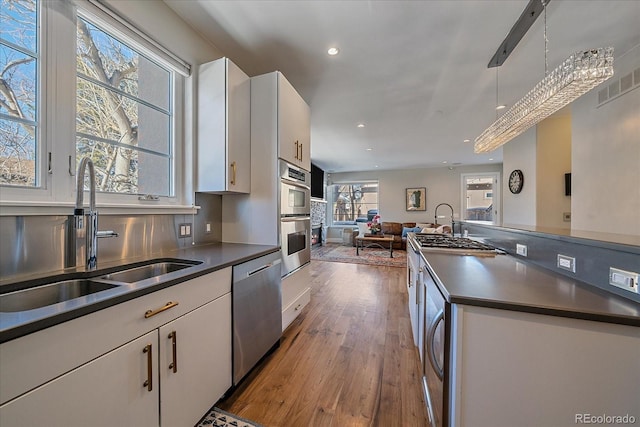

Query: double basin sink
[{"left": 0, "top": 260, "right": 202, "bottom": 313}]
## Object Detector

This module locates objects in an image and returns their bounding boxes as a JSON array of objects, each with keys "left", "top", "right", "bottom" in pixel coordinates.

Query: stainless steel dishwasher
[{"left": 232, "top": 252, "right": 282, "bottom": 385}]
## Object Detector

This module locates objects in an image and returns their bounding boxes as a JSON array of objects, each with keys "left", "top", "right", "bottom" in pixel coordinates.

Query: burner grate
[{"left": 414, "top": 234, "right": 496, "bottom": 251}]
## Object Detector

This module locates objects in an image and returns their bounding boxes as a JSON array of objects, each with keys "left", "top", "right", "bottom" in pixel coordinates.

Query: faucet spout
[
  {"left": 75, "top": 157, "right": 98, "bottom": 270},
  {"left": 435, "top": 203, "right": 455, "bottom": 237}
]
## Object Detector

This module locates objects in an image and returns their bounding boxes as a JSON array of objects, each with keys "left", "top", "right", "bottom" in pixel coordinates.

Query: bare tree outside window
[
  {"left": 76, "top": 17, "right": 172, "bottom": 196},
  {"left": 0, "top": 0, "right": 38, "bottom": 187},
  {"left": 331, "top": 182, "right": 378, "bottom": 224}
]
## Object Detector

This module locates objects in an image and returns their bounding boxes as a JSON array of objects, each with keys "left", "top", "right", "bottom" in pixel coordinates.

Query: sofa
[{"left": 352, "top": 221, "right": 452, "bottom": 250}]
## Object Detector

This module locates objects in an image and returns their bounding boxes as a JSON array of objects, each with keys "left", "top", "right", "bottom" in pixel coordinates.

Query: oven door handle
[
  {"left": 281, "top": 178, "right": 310, "bottom": 190},
  {"left": 281, "top": 216, "right": 311, "bottom": 222},
  {"left": 427, "top": 309, "right": 445, "bottom": 380}
]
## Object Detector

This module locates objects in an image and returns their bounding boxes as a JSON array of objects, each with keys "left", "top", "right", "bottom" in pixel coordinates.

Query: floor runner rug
[
  {"left": 197, "top": 407, "right": 262, "bottom": 427},
  {"left": 311, "top": 243, "right": 406, "bottom": 268}
]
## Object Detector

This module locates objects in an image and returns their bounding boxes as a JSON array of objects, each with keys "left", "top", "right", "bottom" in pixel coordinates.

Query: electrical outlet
[
  {"left": 205, "top": 222, "right": 212, "bottom": 233},
  {"left": 557, "top": 254, "right": 576, "bottom": 273},
  {"left": 609, "top": 267, "right": 639, "bottom": 293},
  {"left": 516, "top": 244, "right": 528, "bottom": 257}
]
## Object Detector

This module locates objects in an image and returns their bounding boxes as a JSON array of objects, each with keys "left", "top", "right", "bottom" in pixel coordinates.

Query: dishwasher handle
[{"left": 248, "top": 259, "right": 281, "bottom": 277}]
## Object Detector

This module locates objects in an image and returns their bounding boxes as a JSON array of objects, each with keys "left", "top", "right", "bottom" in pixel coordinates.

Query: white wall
[
  {"left": 328, "top": 164, "right": 502, "bottom": 225},
  {"left": 536, "top": 114, "right": 572, "bottom": 229},
  {"left": 502, "top": 128, "right": 537, "bottom": 226},
  {"left": 571, "top": 46, "right": 640, "bottom": 236}
]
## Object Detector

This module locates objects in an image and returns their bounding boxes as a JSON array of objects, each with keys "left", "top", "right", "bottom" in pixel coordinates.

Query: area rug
[
  {"left": 312, "top": 243, "right": 406, "bottom": 268},
  {"left": 197, "top": 407, "right": 262, "bottom": 427}
]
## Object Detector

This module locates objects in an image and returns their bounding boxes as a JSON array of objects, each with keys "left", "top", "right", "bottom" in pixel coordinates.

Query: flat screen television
[{"left": 311, "top": 163, "right": 324, "bottom": 199}]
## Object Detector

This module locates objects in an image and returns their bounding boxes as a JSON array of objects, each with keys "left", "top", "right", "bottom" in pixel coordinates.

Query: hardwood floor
[{"left": 218, "top": 260, "right": 429, "bottom": 427}]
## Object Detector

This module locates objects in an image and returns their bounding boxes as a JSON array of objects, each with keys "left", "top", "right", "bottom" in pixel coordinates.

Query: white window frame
[
  {"left": 460, "top": 172, "right": 501, "bottom": 226},
  {"left": 328, "top": 180, "right": 379, "bottom": 226},
  {"left": 0, "top": 0, "right": 194, "bottom": 216}
]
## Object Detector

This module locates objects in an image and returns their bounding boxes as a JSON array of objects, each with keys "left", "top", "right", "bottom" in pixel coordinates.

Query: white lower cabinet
[
  {"left": 0, "top": 268, "right": 232, "bottom": 427},
  {"left": 281, "top": 263, "right": 311, "bottom": 332},
  {"left": 0, "top": 331, "right": 159, "bottom": 427},
  {"left": 159, "top": 294, "right": 231, "bottom": 427}
]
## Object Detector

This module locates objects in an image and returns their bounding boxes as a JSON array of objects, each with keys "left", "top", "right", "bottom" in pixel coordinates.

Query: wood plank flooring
[{"left": 217, "top": 260, "right": 429, "bottom": 427}]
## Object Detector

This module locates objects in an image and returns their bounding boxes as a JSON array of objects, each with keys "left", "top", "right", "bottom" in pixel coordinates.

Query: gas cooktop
[{"left": 414, "top": 233, "right": 498, "bottom": 255}]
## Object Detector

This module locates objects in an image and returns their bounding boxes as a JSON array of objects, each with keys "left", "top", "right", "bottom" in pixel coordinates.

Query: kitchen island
[{"left": 407, "top": 234, "right": 640, "bottom": 427}]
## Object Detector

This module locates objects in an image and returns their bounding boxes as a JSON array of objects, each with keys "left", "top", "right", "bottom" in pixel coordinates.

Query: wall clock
[{"left": 508, "top": 169, "right": 524, "bottom": 194}]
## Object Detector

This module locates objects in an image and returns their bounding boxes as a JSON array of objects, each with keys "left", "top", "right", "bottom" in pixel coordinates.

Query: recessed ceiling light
[
  {"left": 375, "top": 165, "right": 379, "bottom": 168},
  {"left": 442, "top": 161, "right": 448, "bottom": 164},
  {"left": 463, "top": 139, "right": 471, "bottom": 143},
  {"left": 489, "top": 158, "right": 494, "bottom": 161},
  {"left": 327, "top": 47, "right": 339, "bottom": 56},
  {"left": 366, "top": 148, "right": 373, "bottom": 151},
  {"left": 357, "top": 123, "right": 365, "bottom": 128},
  {"left": 496, "top": 104, "right": 507, "bottom": 110}
]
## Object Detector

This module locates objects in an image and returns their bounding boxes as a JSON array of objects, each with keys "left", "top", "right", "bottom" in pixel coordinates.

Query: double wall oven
[{"left": 279, "top": 160, "right": 311, "bottom": 277}]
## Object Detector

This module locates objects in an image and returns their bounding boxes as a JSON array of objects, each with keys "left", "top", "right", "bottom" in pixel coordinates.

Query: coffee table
[{"left": 355, "top": 234, "right": 394, "bottom": 258}]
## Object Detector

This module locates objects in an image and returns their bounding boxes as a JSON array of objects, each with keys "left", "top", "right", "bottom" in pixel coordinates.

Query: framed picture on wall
[{"left": 406, "top": 187, "right": 426, "bottom": 211}]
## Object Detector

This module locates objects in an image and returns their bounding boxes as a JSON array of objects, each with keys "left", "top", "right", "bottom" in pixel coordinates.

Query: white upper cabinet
[
  {"left": 197, "top": 58, "right": 251, "bottom": 193},
  {"left": 276, "top": 73, "right": 311, "bottom": 171}
]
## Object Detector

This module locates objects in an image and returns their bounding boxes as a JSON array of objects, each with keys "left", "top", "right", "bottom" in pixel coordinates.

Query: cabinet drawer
[
  {"left": 282, "top": 287, "right": 310, "bottom": 332},
  {"left": 0, "top": 267, "right": 231, "bottom": 405},
  {"left": 281, "top": 263, "right": 311, "bottom": 307}
]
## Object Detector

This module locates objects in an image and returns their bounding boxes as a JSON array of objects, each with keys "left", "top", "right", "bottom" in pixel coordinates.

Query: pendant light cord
[
  {"left": 495, "top": 67, "right": 499, "bottom": 119},
  {"left": 543, "top": 0, "right": 548, "bottom": 75}
]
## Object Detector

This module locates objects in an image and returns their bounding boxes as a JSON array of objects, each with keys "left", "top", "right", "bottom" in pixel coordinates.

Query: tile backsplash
[{"left": 311, "top": 198, "right": 327, "bottom": 226}]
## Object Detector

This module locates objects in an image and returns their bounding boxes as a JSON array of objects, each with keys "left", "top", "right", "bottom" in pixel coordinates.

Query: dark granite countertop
[
  {"left": 419, "top": 250, "right": 640, "bottom": 327},
  {"left": 0, "top": 243, "right": 279, "bottom": 343}
]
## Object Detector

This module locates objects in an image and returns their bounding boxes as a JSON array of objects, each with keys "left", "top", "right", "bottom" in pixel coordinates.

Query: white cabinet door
[
  {"left": 417, "top": 260, "right": 426, "bottom": 363},
  {"left": 198, "top": 57, "right": 251, "bottom": 193},
  {"left": 407, "top": 249, "right": 418, "bottom": 346},
  {"left": 159, "top": 293, "right": 232, "bottom": 427},
  {"left": 0, "top": 332, "right": 159, "bottom": 427},
  {"left": 277, "top": 73, "right": 310, "bottom": 171}
]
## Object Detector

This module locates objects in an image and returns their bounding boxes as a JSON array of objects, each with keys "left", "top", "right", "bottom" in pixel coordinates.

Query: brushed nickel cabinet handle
[
  {"left": 168, "top": 331, "right": 178, "bottom": 373},
  {"left": 299, "top": 143, "right": 303, "bottom": 162},
  {"left": 143, "top": 344, "right": 153, "bottom": 391},
  {"left": 230, "top": 161, "right": 237, "bottom": 185},
  {"left": 294, "top": 141, "right": 299, "bottom": 160},
  {"left": 294, "top": 303, "right": 302, "bottom": 311},
  {"left": 144, "top": 301, "right": 179, "bottom": 318}
]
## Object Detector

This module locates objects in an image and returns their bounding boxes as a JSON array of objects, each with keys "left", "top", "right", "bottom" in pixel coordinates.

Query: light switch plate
[
  {"left": 178, "top": 223, "right": 192, "bottom": 238},
  {"left": 516, "top": 244, "right": 527, "bottom": 257},
  {"left": 557, "top": 254, "right": 576, "bottom": 273},
  {"left": 609, "top": 267, "right": 639, "bottom": 293}
]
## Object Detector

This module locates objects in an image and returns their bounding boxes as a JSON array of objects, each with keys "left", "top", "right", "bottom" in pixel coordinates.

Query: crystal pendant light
[
  {"left": 474, "top": 48, "right": 614, "bottom": 153},
  {"left": 474, "top": 0, "right": 614, "bottom": 153}
]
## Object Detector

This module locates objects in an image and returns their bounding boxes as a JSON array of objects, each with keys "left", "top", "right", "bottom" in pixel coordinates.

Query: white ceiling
[{"left": 165, "top": 0, "right": 640, "bottom": 173}]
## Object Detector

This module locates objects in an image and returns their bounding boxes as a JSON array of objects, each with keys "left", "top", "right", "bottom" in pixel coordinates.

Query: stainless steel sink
[
  {"left": 0, "top": 280, "right": 119, "bottom": 312},
  {"left": 0, "top": 259, "right": 202, "bottom": 313},
  {"left": 98, "top": 261, "right": 198, "bottom": 283}
]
